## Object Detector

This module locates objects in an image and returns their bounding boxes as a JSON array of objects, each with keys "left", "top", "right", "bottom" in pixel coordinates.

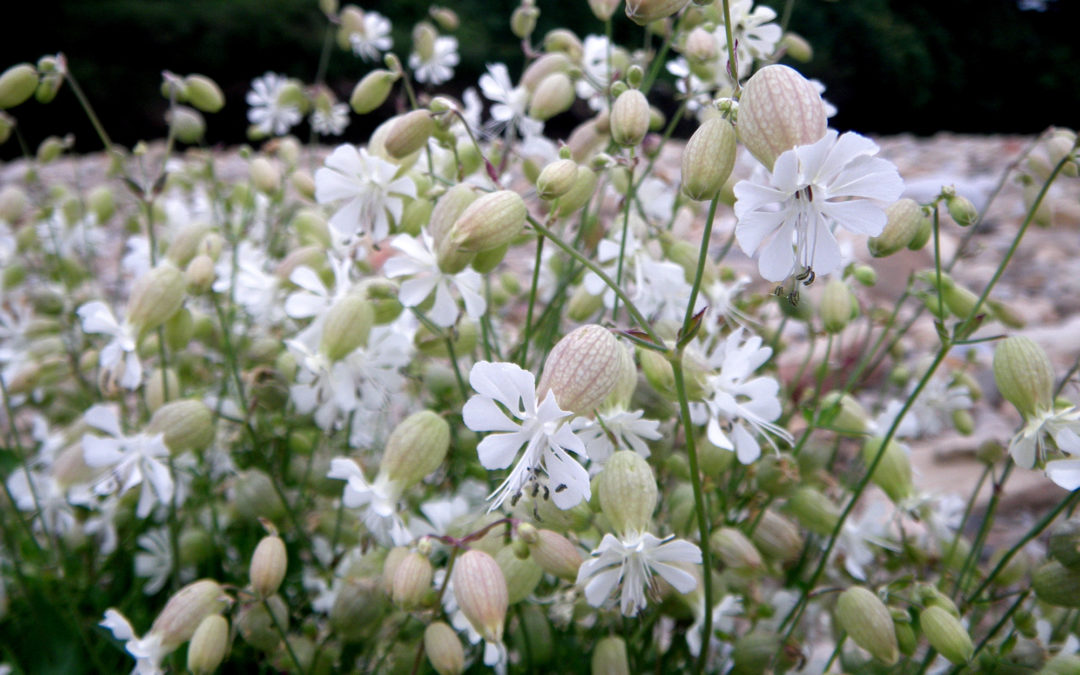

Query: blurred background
[{"left": 1, "top": 0, "right": 1077, "bottom": 159}]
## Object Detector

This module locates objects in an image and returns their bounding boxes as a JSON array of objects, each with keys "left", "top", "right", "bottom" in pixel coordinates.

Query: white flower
[
  {"left": 576, "top": 531, "right": 701, "bottom": 616},
  {"left": 315, "top": 145, "right": 417, "bottom": 242},
  {"left": 100, "top": 609, "right": 169, "bottom": 675},
  {"left": 383, "top": 231, "right": 486, "bottom": 327},
  {"left": 311, "top": 102, "right": 350, "bottom": 136},
  {"left": 77, "top": 301, "right": 143, "bottom": 390},
  {"left": 5, "top": 467, "right": 78, "bottom": 540},
  {"left": 327, "top": 457, "right": 412, "bottom": 546},
  {"left": 213, "top": 241, "right": 283, "bottom": 322},
  {"left": 734, "top": 129, "right": 904, "bottom": 284},
  {"left": 479, "top": 63, "right": 543, "bottom": 139},
  {"left": 246, "top": 72, "right": 302, "bottom": 137},
  {"left": 687, "top": 594, "right": 743, "bottom": 658},
  {"left": 716, "top": 0, "right": 782, "bottom": 78},
  {"left": 577, "top": 35, "right": 617, "bottom": 111},
  {"left": 666, "top": 58, "right": 718, "bottom": 116},
  {"left": 693, "top": 328, "right": 792, "bottom": 464},
  {"left": 348, "top": 11, "right": 393, "bottom": 61},
  {"left": 409, "top": 36, "right": 459, "bottom": 85},
  {"left": 462, "top": 361, "right": 591, "bottom": 511},
  {"left": 1009, "top": 405, "right": 1080, "bottom": 490},
  {"left": 570, "top": 408, "right": 662, "bottom": 464},
  {"left": 135, "top": 527, "right": 194, "bottom": 595},
  {"left": 286, "top": 337, "right": 361, "bottom": 431},
  {"left": 703, "top": 275, "right": 753, "bottom": 332},
  {"left": 81, "top": 403, "right": 174, "bottom": 518}
]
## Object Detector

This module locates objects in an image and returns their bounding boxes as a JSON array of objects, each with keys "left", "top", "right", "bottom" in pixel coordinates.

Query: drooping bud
[
  {"left": 511, "top": 4, "right": 540, "bottom": 39},
  {"left": 127, "top": 264, "right": 186, "bottom": 334},
  {"left": 598, "top": 451, "right": 657, "bottom": 536},
  {"left": 146, "top": 399, "right": 215, "bottom": 455},
  {"left": 528, "top": 73, "right": 575, "bottom": 121},
  {"left": 737, "top": 65, "right": 827, "bottom": 170},
  {"left": 392, "top": 551, "right": 434, "bottom": 609},
  {"left": 993, "top": 336, "right": 1054, "bottom": 420},
  {"left": 249, "top": 157, "right": 280, "bottom": 194},
  {"left": 183, "top": 75, "right": 225, "bottom": 113},
  {"left": 151, "top": 579, "right": 231, "bottom": 650},
  {"left": 330, "top": 578, "right": 386, "bottom": 642},
  {"left": 731, "top": 631, "right": 799, "bottom": 674},
  {"left": 751, "top": 509, "right": 803, "bottom": 563},
  {"left": 556, "top": 165, "right": 599, "bottom": 218},
  {"left": 945, "top": 191, "right": 978, "bottom": 227},
  {"left": 820, "top": 278, "right": 855, "bottom": 333},
  {"left": 542, "top": 29, "right": 582, "bottom": 61},
  {"left": 536, "top": 158, "right": 578, "bottom": 200},
  {"left": 248, "top": 535, "right": 287, "bottom": 600},
  {"left": 237, "top": 595, "right": 288, "bottom": 651},
  {"left": 349, "top": 69, "right": 398, "bottom": 114},
  {"left": 495, "top": 545, "right": 543, "bottom": 604},
  {"left": 781, "top": 32, "right": 813, "bottom": 62},
  {"left": 1049, "top": 518, "right": 1080, "bottom": 568},
  {"left": 821, "top": 391, "right": 870, "bottom": 435},
  {"left": 536, "top": 325, "right": 623, "bottom": 415},
  {"left": 588, "top": 0, "right": 621, "bottom": 20},
  {"left": 861, "top": 437, "right": 914, "bottom": 503},
  {"left": 1033, "top": 560, "right": 1080, "bottom": 607},
  {"left": 836, "top": 587, "right": 899, "bottom": 665},
  {"left": 625, "top": 0, "right": 691, "bottom": 26},
  {"left": 681, "top": 117, "right": 737, "bottom": 201},
  {"left": 610, "top": 89, "right": 650, "bottom": 147},
  {"left": 919, "top": 605, "right": 973, "bottom": 665},
  {"left": 425, "top": 621, "right": 465, "bottom": 675},
  {"left": 709, "top": 527, "right": 764, "bottom": 577},
  {"left": 869, "top": 199, "right": 925, "bottom": 257},
  {"left": 187, "top": 614, "right": 229, "bottom": 675},
  {"left": 521, "top": 53, "right": 572, "bottom": 92},
  {"left": 379, "top": 410, "right": 450, "bottom": 487},
  {"left": 0, "top": 64, "right": 39, "bottom": 109},
  {"left": 186, "top": 255, "right": 216, "bottom": 294},
  {"left": 385, "top": 110, "right": 436, "bottom": 159},
  {"left": 786, "top": 486, "right": 840, "bottom": 536},
  {"left": 567, "top": 117, "right": 610, "bottom": 163},
  {"left": 319, "top": 294, "right": 374, "bottom": 361},
  {"left": 429, "top": 6, "right": 459, "bottom": 31},
  {"left": 451, "top": 550, "right": 508, "bottom": 643},
  {"left": 523, "top": 526, "right": 582, "bottom": 581},
  {"left": 445, "top": 189, "right": 526, "bottom": 256},
  {"left": 591, "top": 636, "right": 630, "bottom": 674}
]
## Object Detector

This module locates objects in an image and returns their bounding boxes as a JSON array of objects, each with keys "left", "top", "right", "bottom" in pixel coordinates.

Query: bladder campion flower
[{"left": 314, "top": 144, "right": 417, "bottom": 242}]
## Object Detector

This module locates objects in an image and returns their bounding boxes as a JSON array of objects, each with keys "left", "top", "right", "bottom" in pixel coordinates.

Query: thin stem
[
  {"left": 950, "top": 591, "right": 1030, "bottom": 673},
  {"left": 264, "top": 597, "right": 305, "bottom": 674},
  {"left": 719, "top": 0, "right": 741, "bottom": 95},
  {"left": 520, "top": 233, "right": 545, "bottom": 368},
  {"left": 612, "top": 153, "right": 636, "bottom": 323},
  {"left": 679, "top": 196, "right": 720, "bottom": 340},
  {"left": 64, "top": 66, "right": 115, "bottom": 153}
]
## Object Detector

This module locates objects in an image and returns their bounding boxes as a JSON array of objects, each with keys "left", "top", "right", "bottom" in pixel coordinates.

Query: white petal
[
  {"left": 1045, "top": 459, "right": 1080, "bottom": 491},
  {"left": 462, "top": 396, "right": 521, "bottom": 433},
  {"left": 476, "top": 432, "right": 528, "bottom": 470}
]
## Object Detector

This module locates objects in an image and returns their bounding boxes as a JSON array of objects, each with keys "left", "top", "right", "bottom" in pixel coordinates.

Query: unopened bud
[
  {"left": 567, "top": 118, "right": 610, "bottom": 162},
  {"left": 250, "top": 157, "right": 280, "bottom": 194},
  {"left": 1033, "top": 560, "right": 1080, "bottom": 607},
  {"left": 610, "top": 89, "right": 650, "bottom": 147},
  {"left": 320, "top": 294, "right": 374, "bottom": 361},
  {"left": 588, "top": 0, "right": 621, "bottom": 21},
  {"left": 536, "top": 158, "right": 578, "bottom": 200},
  {"left": 232, "top": 470, "right": 287, "bottom": 523},
  {"left": 993, "top": 336, "right": 1054, "bottom": 421},
  {"left": 709, "top": 527, "right": 764, "bottom": 576},
  {"left": 751, "top": 509, "right": 803, "bottom": 563},
  {"left": 380, "top": 410, "right": 450, "bottom": 487},
  {"left": 625, "top": 0, "right": 691, "bottom": 25},
  {"left": 781, "top": 32, "right": 813, "bottom": 62},
  {"left": 821, "top": 391, "right": 870, "bottom": 435},
  {"left": 425, "top": 621, "right": 465, "bottom": 675},
  {"left": 152, "top": 579, "right": 231, "bottom": 650},
  {"left": 861, "top": 437, "right": 914, "bottom": 503},
  {"left": 186, "top": 255, "right": 216, "bottom": 294},
  {"left": 1049, "top": 518, "right": 1080, "bottom": 568},
  {"left": 732, "top": 630, "right": 798, "bottom": 674},
  {"left": 511, "top": 5, "right": 540, "bottom": 39},
  {"left": 429, "top": 6, "right": 459, "bottom": 31},
  {"left": 0, "top": 64, "right": 38, "bottom": 109},
  {"left": 452, "top": 550, "right": 508, "bottom": 643},
  {"left": 556, "top": 165, "right": 599, "bottom": 217},
  {"left": 599, "top": 451, "right": 657, "bottom": 536},
  {"left": 685, "top": 26, "right": 717, "bottom": 63},
  {"left": 37, "top": 135, "right": 69, "bottom": 163},
  {"left": 737, "top": 65, "right": 827, "bottom": 170},
  {"left": 869, "top": 199, "right": 924, "bottom": 257},
  {"left": 392, "top": 551, "right": 434, "bottom": 609},
  {"left": 521, "top": 53, "right": 572, "bottom": 92},
  {"left": 187, "top": 614, "right": 229, "bottom": 675},
  {"left": 945, "top": 192, "right": 978, "bottom": 227},
  {"left": 0, "top": 185, "right": 27, "bottom": 222},
  {"left": 237, "top": 595, "right": 287, "bottom": 651},
  {"left": 820, "top": 278, "right": 855, "bottom": 333},
  {"left": 330, "top": 578, "right": 385, "bottom": 642},
  {"left": 542, "top": 29, "right": 582, "bottom": 61},
  {"left": 681, "top": 117, "right": 737, "bottom": 201},
  {"left": 495, "top": 545, "right": 542, "bottom": 603},
  {"left": 537, "top": 325, "right": 623, "bottom": 415},
  {"left": 128, "top": 264, "right": 185, "bottom": 333},
  {"left": 183, "top": 74, "right": 225, "bottom": 113},
  {"left": 592, "top": 635, "right": 630, "bottom": 674},
  {"left": 528, "top": 73, "right": 575, "bottom": 121},
  {"left": 446, "top": 189, "right": 526, "bottom": 255},
  {"left": 248, "top": 535, "right": 287, "bottom": 600},
  {"left": 350, "top": 69, "right": 398, "bottom": 114},
  {"left": 147, "top": 399, "right": 215, "bottom": 455},
  {"left": 920, "top": 605, "right": 973, "bottom": 665},
  {"left": 836, "top": 587, "right": 899, "bottom": 665},
  {"left": 385, "top": 110, "right": 435, "bottom": 160},
  {"left": 786, "top": 486, "right": 840, "bottom": 536},
  {"left": 527, "top": 528, "right": 582, "bottom": 581}
]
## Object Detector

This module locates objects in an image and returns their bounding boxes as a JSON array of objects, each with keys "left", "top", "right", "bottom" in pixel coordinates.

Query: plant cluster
[{"left": 1, "top": 0, "right": 1079, "bottom": 673}]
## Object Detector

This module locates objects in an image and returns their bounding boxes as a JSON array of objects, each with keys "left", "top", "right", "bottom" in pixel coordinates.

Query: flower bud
[
  {"left": 495, "top": 545, "right": 542, "bottom": 604},
  {"left": 379, "top": 410, "right": 450, "bottom": 486},
  {"left": 249, "top": 157, "right": 280, "bottom": 193},
  {"left": 187, "top": 614, "right": 229, "bottom": 675},
  {"left": 731, "top": 630, "right": 798, "bottom": 674},
  {"left": 1049, "top": 518, "right": 1080, "bottom": 568},
  {"left": 993, "top": 336, "right": 1054, "bottom": 420},
  {"left": 710, "top": 527, "right": 764, "bottom": 576},
  {"left": 537, "top": 325, "right": 623, "bottom": 415},
  {"left": 781, "top": 32, "right": 813, "bottom": 62},
  {"left": 385, "top": 110, "right": 436, "bottom": 160},
  {"left": 861, "top": 437, "right": 914, "bottom": 503},
  {"left": 869, "top": 199, "right": 925, "bottom": 257},
  {"left": 152, "top": 579, "right": 232, "bottom": 650},
  {"left": 320, "top": 294, "right": 374, "bottom": 361},
  {"left": 751, "top": 509, "right": 803, "bottom": 563},
  {"left": 349, "top": 69, "right": 398, "bottom": 114},
  {"left": 945, "top": 192, "right": 978, "bottom": 227},
  {"left": 610, "top": 89, "right": 650, "bottom": 147},
  {"left": 183, "top": 74, "right": 225, "bottom": 113},
  {"left": 684, "top": 26, "right": 717, "bottom": 63},
  {"left": 786, "top": 486, "right": 840, "bottom": 536},
  {"left": 820, "top": 278, "right": 855, "bottom": 333},
  {"left": 567, "top": 118, "right": 610, "bottom": 163},
  {"left": 592, "top": 635, "right": 630, "bottom": 675},
  {"left": 36, "top": 135, "right": 69, "bottom": 163},
  {"left": 1033, "top": 560, "right": 1080, "bottom": 607},
  {"left": 392, "top": 551, "right": 434, "bottom": 609},
  {"left": 821, "top": 391, "right": 870, "bottom": 435},
  {"left": 625, "top": 0, "right": 691, "bottom": 25},
  {"left": 599, "top": 451, "right": 657, "bottom": 536},
  {"left": 146, "top": 399, "right": 215, "bottom": 455},
  {"left": 528, "top": 72, "right": 575, "bottom": 121},
  {"left": 681, "top": 117, "right": 737, "bottom": 201},
  {"left": 556, "top": 166, "right": 599, "bottom": 218},
  {"left": 511, "top": 4, "right": 540, "bottom": 39},
  {"left": 542, "top": 29, "right": 582, "bottom": 61},
  {"left": 186, "top": 255, "right": 216, "bottom": 294},
  {"left": 919, "top": 605, "right": 973, "bottom": 665},
  {"left": 0, "top": 111, "right": 13, "bottom": 145},
  {"left": 588, "top": 0, "right": 621, "bottom": 20},
  {"left": 536, "top": 159, "right": 578, "bottom": 200},
  {"left": 128, "top": 264, "right": 185, "bottom": 334},
  {"left": 451, "top": 550, "right": 508, "bottom": 643},
  {"left": 446, "top": 189, "right": 526, "bottom": 255},
  {"left": 237, "top": 595, "right": 287, "bottom": 651},
  {"left": 425, "top": 621, "right": 465, "bottom": 675},
  {"left": 232, "top": 470, "right": 287, "bottom": 523},
  {"left": 737, "top": 65, "right": 827, "bottom": 170},
  {"left": 0, "top": 64, "right": 38, "bottom": 109},
  {"left": 526, "top": 528, "right": 582, "bottom": 581},
  {"left": 0, "top": 184, "right": 27, "bottom": 222},
  {"left": 250, "top": 535, "right": 287, "bottom": 599},
  {"left": 429, "top": 6, "right": 459, "bottom": 31},
  {"left": 330, "top": 578, "right": 386, "bottom": 642},
  {"left": 521, "top": 53, "right": 572, "bottom": 92},
  {"left": 836, "top": 587, "right": 899, "bottom": 665}
]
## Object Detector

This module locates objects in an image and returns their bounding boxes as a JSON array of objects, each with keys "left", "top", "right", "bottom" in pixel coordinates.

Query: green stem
[
  {"left": 612, "top": 153, "right": 636, "bottom": 323},
  {"left": 264, "top": 596, "right": 305, "bottom": 674},
  {"left": 520, "top": 233, "right": 545, "bottom": 368},
  {"left": 950, "top": 591, "right": 1029, "bottom": 674},
  {"left": 64, "top": 66, "right": 115, "bottom": 153},
  {"left": 944, "top": 464, "right": 991, "bottom": 598},
  {"left": 719, "top": 0, "right": 741, "bottom": 94},
  {"left": 678, "top": 196, "right": 720, "bottom": 342}
]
